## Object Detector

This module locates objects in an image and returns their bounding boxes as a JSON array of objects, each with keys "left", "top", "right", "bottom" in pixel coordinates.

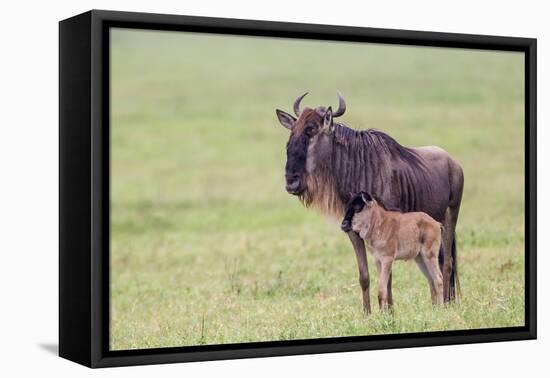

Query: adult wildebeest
[
  {"left": 341, "top": 192, "right": 445, "bottom": 309},
  {"left": 276, "top": 92, "right": 464, "bottom": 313}
]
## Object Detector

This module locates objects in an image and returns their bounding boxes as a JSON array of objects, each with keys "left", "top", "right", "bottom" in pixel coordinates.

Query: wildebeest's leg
[
  {"left": 415, "top": 255, "right": 436, "bottom": 304},
  {"left": 377, "top": 256, "right": 393, "bottom": 311},
  {"left": 348, "top": 231, "right": 371, "bottom": 314},
  {"left": 420, "top": 248, "right": 444, "bottom": 305},
  {"left": 387, "top": 273, "right": 393, "bottom": 308}
]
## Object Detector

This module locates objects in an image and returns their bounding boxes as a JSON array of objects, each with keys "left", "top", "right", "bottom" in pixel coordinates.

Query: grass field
[{"left": 109, "top": 29, "right": 525, "bottom": 350}]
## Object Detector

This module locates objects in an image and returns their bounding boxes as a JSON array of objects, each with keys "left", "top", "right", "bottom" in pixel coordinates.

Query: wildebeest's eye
[{"left": 305, "top": 125, "right": 316, "bottom": 137}]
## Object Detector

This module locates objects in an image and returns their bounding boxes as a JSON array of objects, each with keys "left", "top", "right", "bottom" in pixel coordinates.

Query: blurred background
[{"left": 110, "top": 28, "right": 524, "bottom": 350}]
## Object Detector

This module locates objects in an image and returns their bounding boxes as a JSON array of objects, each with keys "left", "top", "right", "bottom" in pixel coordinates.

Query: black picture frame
[{"left": 59, "top": 9, "right": 537, "bottom": 368}]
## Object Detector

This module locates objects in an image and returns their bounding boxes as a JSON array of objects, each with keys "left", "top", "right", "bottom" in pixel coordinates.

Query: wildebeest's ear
[
  {"left": 361, "top": 192, "right": 373, "bottom": 203},
  {"left": 276, "top": 109, "right": 296, "bottom": 130},
  {"left": 322, "top": 106, "right": 333, "bottom": 134}
]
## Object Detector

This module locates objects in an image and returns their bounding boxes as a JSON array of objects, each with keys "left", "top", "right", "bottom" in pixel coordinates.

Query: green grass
[{"left": 109, "top": 29, "right": 525, "bottom": 350}]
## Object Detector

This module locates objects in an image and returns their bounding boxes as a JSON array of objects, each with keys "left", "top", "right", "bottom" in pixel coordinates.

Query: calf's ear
[
  {"left": 361, "top": 192, "right": 372, "bottom": 203},
  {"left": 276, "top": 109, "right": 296, "bottom": 130}
]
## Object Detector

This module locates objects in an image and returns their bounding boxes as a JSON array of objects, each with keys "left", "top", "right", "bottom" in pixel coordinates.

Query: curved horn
[
  {"left": 333, "top": 91, "right": 346, "bottom": 117},
  {"left": 293, "top": 92, "right": 308, "bottom": 116}
]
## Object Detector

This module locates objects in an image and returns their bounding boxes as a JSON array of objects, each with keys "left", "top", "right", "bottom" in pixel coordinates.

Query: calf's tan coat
[{"left": 343, "top": 193, "right": 444, "bottom": 310}]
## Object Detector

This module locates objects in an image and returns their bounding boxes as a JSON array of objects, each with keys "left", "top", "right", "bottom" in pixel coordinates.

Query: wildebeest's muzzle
[
  {"left": 285, "top": 173, "right": 302, "bottom": 194},
  {"left": 285, "top": 134, "right": 308, "bottom": 195}
]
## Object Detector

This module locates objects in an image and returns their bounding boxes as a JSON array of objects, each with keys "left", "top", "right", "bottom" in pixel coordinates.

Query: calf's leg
[
  {"left": 421, "top": 248, "right": 444, "bottom": 305},
  {"left": 377, "top": 257, "right": 393, "bottom": 311},
  {"left": 415, "top": 255, "right": 437, "bottom": 304},
  {"left": 376, "top": 259, "right": 393, "bottom": 309},
  {"left": 348, "top": 231, "right": 371, "bottom": 314}
]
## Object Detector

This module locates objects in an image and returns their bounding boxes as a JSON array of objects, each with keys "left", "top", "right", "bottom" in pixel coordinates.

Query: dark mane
[
  {"left": 301, "top": 122, "right": 434, "bottom": 216},
  {"left": 333, "top": 123, "right": 426, "bottom": 172},
  {"left": 346, "top": 192, "right": 402, "bottom": 213},
  {"left": 370, "top": 194, "right": 402, "bottom": 213}
]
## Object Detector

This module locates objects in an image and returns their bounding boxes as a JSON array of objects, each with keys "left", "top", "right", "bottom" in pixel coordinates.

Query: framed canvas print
[{"left": 59, "top": 10, "right": 537, "bottom": 368}]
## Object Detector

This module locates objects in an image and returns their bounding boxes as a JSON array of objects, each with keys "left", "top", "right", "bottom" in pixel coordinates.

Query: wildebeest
[
  {"left": 341, "top": 192, "right": 445, "bottom": 309},
  {"left": 276, "top": 92, "right": 464, "bottom": 313}
]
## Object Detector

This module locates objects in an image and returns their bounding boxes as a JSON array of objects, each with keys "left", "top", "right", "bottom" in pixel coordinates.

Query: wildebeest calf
[{"left": 341, "top": 192, "right": 444, "bottom": 310}]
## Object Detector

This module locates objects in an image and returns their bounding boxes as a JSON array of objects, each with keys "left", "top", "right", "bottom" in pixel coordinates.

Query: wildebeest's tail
[
  {"left": 438, "top": 227, "right": 461, "bottom": 302},
  {"left": 449, "top": 233, "right": 461, "bottom": 301}
]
